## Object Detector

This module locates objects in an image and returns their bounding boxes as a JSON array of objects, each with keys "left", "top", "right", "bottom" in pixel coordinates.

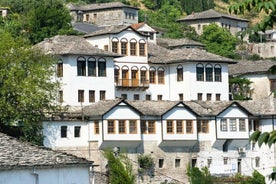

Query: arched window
[
  {"left": 131, "top": 66, "right": 139, "bottom": 86},
  {"left": 98, "top": 58, "right": 106, "bottom": 77},
  {"left": 120, "top": 38, "right": 128, "bottom": 55},
  {"left": 158, "top": 67, "right": 165, "bottom": 84},
  {"left": 88, "top": 57, "right": 96, "bottom": 76},
  {"left": 122, "top": 65, "right": 129, "bottom": 86},
  {"left": 139, "top": 39, "right": 146, "bottom": 56},
  {"left": 149, "top": 67, "right": 156, "bottom": 84},
  {"left": 196, "top": 63, "right": 204, "bottom": 81},
  {"left": 140, "top": 66, "right": 147, "bottom": 84},
  {"left": 205, "top": 64, "right": 213, "bottom": 82},
  {"left": 177, "top": 65, "right": 183, "bottom": 81},
  {"left": 57, "top": 59, "right": 63, "bottom": 77},
  {"left": 114, "top": 65, "right": 120, "bottom": 83},
  {"left": 77, "top": 56, "right": 86, "bottom": 76},
  {"left": 214, "top": 64, "right": 222, "bottom": 82},
  {"left": 112, "top": 38, "right": 119, "bottom": 53},
  {"left": 130, "top": 39, "right": 137, "bottom": 56}
]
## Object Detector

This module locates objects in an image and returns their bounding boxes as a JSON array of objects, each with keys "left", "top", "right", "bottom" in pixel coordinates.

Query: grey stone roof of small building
[
  {"left": 36, "top": 35, "right": 121, "bottom": 57},
  {"left": 0, "top": 132, "right": 92, "bottom": 170},
  {"left": 157, "top": 38, "right": 205, "bottom": 49},
  {"left": 177, "top": 9, "right": 249, "bottom": 22},
  {"left": 72, "top": 22, "right": 104, "bottom": 34},
  {"left": 68, "top": 2, "right": 139, "bottom": 11},
  {"left": 228, "top": 60, "right": 276, "bottom": 76},
  {"left": 148, "top": 43, "right": 236, "bottom": 64}
]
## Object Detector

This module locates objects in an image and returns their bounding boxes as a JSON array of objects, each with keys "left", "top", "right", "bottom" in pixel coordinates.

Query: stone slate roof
[
  {"left": 84, "top": 25, "right": 146, "bottom": 37},
  {"left": 0, "top": 132, "right": 91, "bottom": 170},
  {"left": 157, "top": 38, "right": 205, "bottom": 49},
  {"left": 228, "top": 60, "right": 276, "bottom": 76},
  {"left": 36, "top": 35, "right": 121, "bottom": 57},
  {"left": 68, "top": 2, "right": 139, "bottom": 11},
  {"left": 148, "top": 43, "right": 236, "bottom": 64},
  {"left": 72, "top": 22, "right": 104, "bottom": 34},
  {"left": 177, "top": 9, "right": 249, "bottom": 22}
]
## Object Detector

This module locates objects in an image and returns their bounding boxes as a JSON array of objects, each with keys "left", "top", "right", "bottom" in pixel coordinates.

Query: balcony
[{"left": 115, "top": 79, "right": 149, "bottom": 90}]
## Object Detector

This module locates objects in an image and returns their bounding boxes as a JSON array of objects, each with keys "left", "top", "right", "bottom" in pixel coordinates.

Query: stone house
[
  {"left": 0, "top": 132, "right": 92, "bottom": 184},
  {"left": 176, "top": 9, "right": 249, "bottom": 36}
]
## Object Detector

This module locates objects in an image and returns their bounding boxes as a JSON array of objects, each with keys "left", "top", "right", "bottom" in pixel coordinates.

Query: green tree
[
  {"left": 187, "top": 165, "right": 213, "bottom": 184},
  {"left": 229, "top": 77, "right": 253, "bottom": 100},
  {"left": 0, "top": 31, "right": 60, "bottom": 145},
  {"left": 104, "top": 150, "right": 135, "bottom": 184},
  {"left": 199, "top": 23, "right": 239, "bottom": 59}
]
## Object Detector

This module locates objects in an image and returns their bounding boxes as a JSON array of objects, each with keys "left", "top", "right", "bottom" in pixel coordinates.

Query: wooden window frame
[
  {"left": 112, "top": 41, "right": 119, "bottom": 53},
  {"left": 139, "top": 42, "right": 145, "bottom": 56},
  {"left": 98, "top": 58, "right": 106, "bottom": 77},
  {"left": 57, "top": 61, "right": 63, "bottom": 77},
  {"left": 198, "top": 120, "right": 209, "bottom": 133},
  {"left": 89, "top": 90, "right": 95, "bottom": 103},
  {"left": 186, "top": 120, "right": 193, "bottom": 134},
  {"left": 158, "top": 67, "right": 165, "bottom": 84},
  {"left": 100, "top": 90, "right": 106, "bottom": 100},
  {"left": 77, "top": 57, "right": 86, "bottom": 76},
  {"left": 149, "top": 67, "right": 156, "bottom": 84},
  {"left": 177, "top": 65, "right": 183, "bottom": 81},
  {"left": 78, "top": 90, "right": 84, "bottom": 103},
  {"left": 148, "top": 121, "right": 155, "bottom": 134},
  {"left": 141, "top": 120, "right": 147, "bottom": 134},
  {"left": 118, "top": 120, "right": 126, "bottom": 134},
  {"left": 229, "top": 119, "right": 237, "bottom": 131},
  {"left": 205, "top": 64, "right": 213, "bottom": 82},
  {"left": 121, "top": 41, "right": 128, "bottom": 55},
  {"left": 239, "top": 119, "right": 246, "bottom": 132},
  {"left": 176, "top": 120, "right": 183, "bottom": 133},
  {"left": 196, "top": 64, "right": 204, "bottom": 81},
  {"left": 88, "top": 57, "right": 96, "bottom": 76},
  {"left": 220, "top": 119, "right": 228, "bottom": 132},
  {"left": 108, "top": 120, "right": 115, "bottom": 134},
  {"left": 166, "top": 120, "right": 174, "bottom": 134},
  {"left": 58, "top": 90, "right": 63, "bottom": 103},
  {"left": 129, "top": 120, "right": 137, "bottom": 134},
  {"left": 94, "top": 121, "right": 99, "bottom": 134},
  {"left": 130, "top": 41, "right": 137, "bottom": 56}
]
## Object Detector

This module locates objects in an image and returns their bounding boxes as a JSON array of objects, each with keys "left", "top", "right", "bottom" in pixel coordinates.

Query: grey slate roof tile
[
  {"left": 0, "top": 133, "right": 91, "bottom": 170},
  {"left": 157, "top": 38, "right": 205, "bottom": 49},
  {"left": 68, "top": 2, "right": 139, "bottom": 11}
]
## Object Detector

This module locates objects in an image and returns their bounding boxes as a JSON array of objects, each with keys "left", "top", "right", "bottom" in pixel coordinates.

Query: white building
[{"left": 0, "top": 132, "right": 92, "bottom": 184}]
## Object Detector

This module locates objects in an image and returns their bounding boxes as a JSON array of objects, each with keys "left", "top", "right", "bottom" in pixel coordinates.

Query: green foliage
[
  {"left": 199, "top": 23, "right": 239, "bottom": 59},
  {"left": 0, "top": 31, "right": 60, "bottom": 145},
  {"left": 138, "top": 154, "right": 155, "bottom": 178},
  {"left": 187, "top": 165, "right": 213, "bottom": 184},
  {"left": 247, "top": 54, "right": 262, "bottom": 61},
  {"left": 104, "top": 150, "right": 135, "bottom": 184},
  {"left": 229, "top": 77, "right": 253, "bottom": 100}
]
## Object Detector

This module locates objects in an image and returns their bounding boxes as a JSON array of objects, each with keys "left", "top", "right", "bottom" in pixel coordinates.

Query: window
[
  {"left": 94, "top": 121, "right": 99, "bottom": 134},
  {"left": 167, "top": 120, "right": 174, "bottom": 134},
  {"left": 186, "top": 120, "right": 193, "bottom": 134},
  {"left": 255, "top": 157, "right": 260, "bottom": 167},
  {"left": 77, "top": 57, "right": 86, "bottom": 76},
  {"left": 130, "top": 39, "right": 137, "bottom": 56},
  {"left": 108, "top": 120, "right": 115, "bottom": 133},
  {"left": 214, "top": 65, "right": 222, "bottom": 82},
  {"left": 175, "top": 158, "right": 181, "bottom": 168},
  {"left": 114, "top": 66, "right": 120, "bottom": 83},
  {"left": 78, "top": 90, "right": 84, "bottom": 103},
  {"left": 146, "top": 94, "right": 151, "bottom": 100},
  {"left": 157, "top": 95, "right": 162, "bottom": 101},
  {"left": 141, "top": 120, "right": 147, "bottom": 134},
  {"left": 198, "top": 120, "right": 209, "bottom": 133},
  {"left": 177, "top": 65, "right": 183, "bottom": 81},
  {"left": 134, "top": 94, "right": 140, "bottom": 100},
  {"left": 140, "top": 68, "right": 147, "bottom": 84},
  {"left": 58, "top": 90, "right": 63, "bottom": 103},
  {"left": 100, "top": 90, "right": 106, "bottom": 100},
  {"left": 139, "top": 41, "right": 146, "bottom": 56},
  {"left": 191, "top": 158, "right": 197, "bottom": 167},
  {"left": 239, "top": 119, "right": 246, "bottom": 132},
  {"left": 112, "top": 40, "right": 119, "bottom": 53},
  {"left": 220, "top": 119, "right": 227, "bottom": 131},
  {"left": 88, "top": 57, "right": 96, "bottom": 76},
  {"left": 104, "top": 45, "right": 108, "bottom": 51},
  {"left": 61, "top": 126, "right": 67, "bottom": 138},
  {"left": 89, "top": 90, "right": 95, "bottom": 103},
  {"left": 205, "top": 64, "right": 213, "bottom": 81},
  {"left": 176, "top": 120, "right": 183, "bottom": 133},
  {"left": 149, "top": 67, "right": 156, "bottom": 84},
  {"left": 179, "top": 94, "right": 183, "bottom": 101},
  {"left": 121, "top": 40, "right": 128, "bottom": 55},
  {"left": 197, "top": 93, "right": 203, "bottom": 101},
  {"left": 270, "top": 80, "right": 276, "bottom": 91},
  {"left": 148, "top": 121, "right": 155, "bottom": 134},
  {"left": 121, "top": 94, "right": 127, "bottom": 99},
  {"left": 129, "top": 120, "right": 137, "bottom": 134},
  {"left": 216, "top": 94, "right": 221, "bottom": 101},
  {"left": 74, "top": 126, "right": 81, "bottom": 137},
  {"left": 158, "top": 67, "right": 165, "bottom": 84},
  {"left": 118, "top": 120, "right": 126, "bottom": 134},
  {"left": 158, "top": 158, "right": 164, "bottom": 168},
  {"left": 98, "top": 58, "right": 106, "bottom": 77},
  {"left": 57, "top": 60, "right": 63, "bottom": 77},
  {"left": 196, "top": 64, "right": 204, "bottom": 81},
  {"left": 223, "top": 157, "right": 228, "bottom": 165},
  {"left": 207, "top": 158, "right": 212, "bottom": 168},
  {"left": 207, "top": 93, "right": 212, "bottom": 101},
  {"left": 149, "top": 32, "right": 154, "bottom": 40},
  {"left": 131, "top": 67, "right": 138, "bottom": 86},
  {"left": 229, "top": 119, "right": 237, "bottom": 131}
]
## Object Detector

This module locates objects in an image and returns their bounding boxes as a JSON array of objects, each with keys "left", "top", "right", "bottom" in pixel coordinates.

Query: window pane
[
  {"left": 121, "top": 42, "right": 127, "bottom": 55},
  {"left": 139, "top": 43, "right": 145, "bottom": 56},
  {"left": 220, "top": 119, "right": 227, "bottom": 131},
  {"left": 196, "top": 65, "right": 204, "bottom": 81},
  {"left": 94, "top": 121, "right": 99, "bottom": 134},
  {"left": 167, "top": 120, "right": 174, "bottom": 134},
  {"left": 130, "top": 42, "right": 136, "bottom": 55},
  {"left": 112, "top": 41, "right": 118, "bottom": 53},
  {"left": 229, "top": 119, "right": 237, "bottom": 131},
  {"left": 88, "top": 59, "right": 96, "bottom": 76},
  {"left": 98, "top": 60, "right": 106, "bottom": 76},
  {"left": 89, "top": 90, "right": 95, "bottom": 103},
  {"left": 239, "top": 119, "right": 246, "bottom": 132},
  {"left": 176, "top": 121, "right": 183, "bottom": 133},
  {"left": 149, "top": 70, "right": 156, "bottom": 83},
  {"left": 61, "top": 126, "right": 67, "bottom": 138},
  {"left": 119, "top": 120, "right": 126, "bottom": 134},
  {"left": 78, "top": 90, "right": 84, "bottom": 102},
  {"left": 206, "top": 65, "right": 213, "bottom": 81},
  {"left": 129, "top": 120, "right": 137, "bottom": 134},
  {"left": 77, "top": 58, "right": 86, "bottom": 76},
  {"left": 148, "top": 121, "right": 155, "bottom": 134},
  {"left": 108, "top": 120, "right": 115, "bottom": 133},
  {"left": 215, "top": 65, "right": 221, "bottom": 82},
  {"left": 158, "top": 70, "right": 165, "bottom": 84},
  {"left": 74, "top": 126, "right": 81, "bottom": 137},
  {"left": 186, "top": 120, "right": 193, "bottom": 133},
  {"left": 177, "top": 68, "right": 183, "bottom": 81}
]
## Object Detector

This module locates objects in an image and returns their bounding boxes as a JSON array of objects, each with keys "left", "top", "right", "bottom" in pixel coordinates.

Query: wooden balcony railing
[{"left": 115, "top": 79, "right": 149, "bottom": 89}]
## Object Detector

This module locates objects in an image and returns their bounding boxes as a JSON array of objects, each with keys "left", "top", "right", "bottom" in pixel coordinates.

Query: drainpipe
[{"left": 31, "top": 167, "right": 39, "bottom": 184}]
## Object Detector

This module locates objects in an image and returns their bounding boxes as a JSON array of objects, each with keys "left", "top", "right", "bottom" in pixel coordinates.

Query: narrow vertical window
[
  {"left": 141, "top": 120, "right": 147, "bottom": 134},
  {"left": 121, "top": 39, "right": 128, "bottom": 55},
  {"left": 216, "top": 94, "right": 221, "bottom": 101},
  {"left": 129, "top": 120, "right": 137, "bottom": 134},
  {"left": 118, "top": 120, "right": 126, "bottom": 134},
  {"left": 214, "top": 64, "right": 222, "bottom": 82},
  {"left": 130, "top": 39, "right": 137, "bottom": 56},
  {"left": 100, "top": 90, "right": 106, "bottom": 100},
  {"left": 177, "top": 65, "right": 183, "bottom": 81},
  {"left": 186, "top": 120, "right": 193, "bottom": 133},
  {"left": 112, "top": 38, "right": 119, "bottom": 53},
  {"left": 149, "top": 67, "right": 156, "bottom": 84},
  {"left": 197, "top": 93, "right": 203, "bottom": 101},
  {"left": 77, "top": 57, "right": 86, "bottom": 76},
  {"left": 158, "top": 67, "right": 165, "bottom": 84},
  {"left": 89, "top": 90, "right": 95, "bottom": 103},
  {"left": 57, "top": 60, "right": 63, "bottom": 77},
  {"left": 176, "top": 120, "right": 183, "bottom": 133},
  {"left": 198, "top": 120, "right": 209, "bottom": 133},
  {"left": 255, "top": 157, "right": 260, "bottom": 167},
  {"left": 148, "top": 121, "right": 155, "bottom": 134},
  {"left": 94, "top": 121, "right": 99, "bottom": 134},
  {"left": 220, "top": 119, "right": 227, "bottom": 131},
  {"left": 114, "top": 66, "right": 120, "bottom": 83},
  {"left": 159, "top": 158, "right": 164, "bottom": 168},
  {"left": 98, "top": 58, "right": 106, "bottom": 77},
  {"left": 58, "top": 90, "right": 63, "bottom": 103},
  {"left": 157, "top": 95, "right": 162, "bottom": 101},
  {"left": 108, "top": 120, "right": 115, "bottom": 134},
  {"left": 131, "top": 67, "right": 138, "bottom": 87},
  {"left": 179, "top": 94, "right": 183, "bottom": 101},
  {"left": 229, "top": 119, "right": 237, "bottom": 131},
  {"left": 78, "top": 90, "right": 84, "bottom": 103},
  {"left": 205, "top": 64, "right": 213, "bottom": 81},
  {"left": 74, "top": 126, "right": 81, "bottom": 137},
  {"left": 239, "top": 119, "right": 246, "bottom": 132},
  {"left": 88, "top": 57, "right": 96, "bottom": 76},
  {"left": 167, "top": 120, "right": 174, "bottom": 134},
  {"left": 175, "top": 158, "right": 181, "bottom": 168},
  {"left": 61, "top": 126, "right": 67, "bottom": 138},
  {"left": 196, "top": 63, "right": 204, "bottom": 81},
  {"left": 223, "top": 157, "right": 228, "bottom": 165},
  {"left": 139, "top": 40, "right": 146, "bottom": 56},
  {"left": 207, "top": 93, "right": 212, "bottom": 101}
]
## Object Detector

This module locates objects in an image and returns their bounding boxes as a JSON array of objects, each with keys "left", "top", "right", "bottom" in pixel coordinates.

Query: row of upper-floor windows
[
  {"left": 112, "top": 38, "right": 146, "bottom": 56},
  {"left": 58, "top": 90, "right": 106, "bottom": 103},
  {"left": 196, "top": 63, "right": 222, "bottom": 82},
  {"left": 56, "top": 57, "right": 107, "bottom": 77}
]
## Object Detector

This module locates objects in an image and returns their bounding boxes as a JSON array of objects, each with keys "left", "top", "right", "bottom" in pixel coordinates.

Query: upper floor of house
[
  {"left": 68, "top": 2, "right": 139, "bottom": 26},
  {"left": 177, "top": 9, "right": 249, "bottom": 36}
]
